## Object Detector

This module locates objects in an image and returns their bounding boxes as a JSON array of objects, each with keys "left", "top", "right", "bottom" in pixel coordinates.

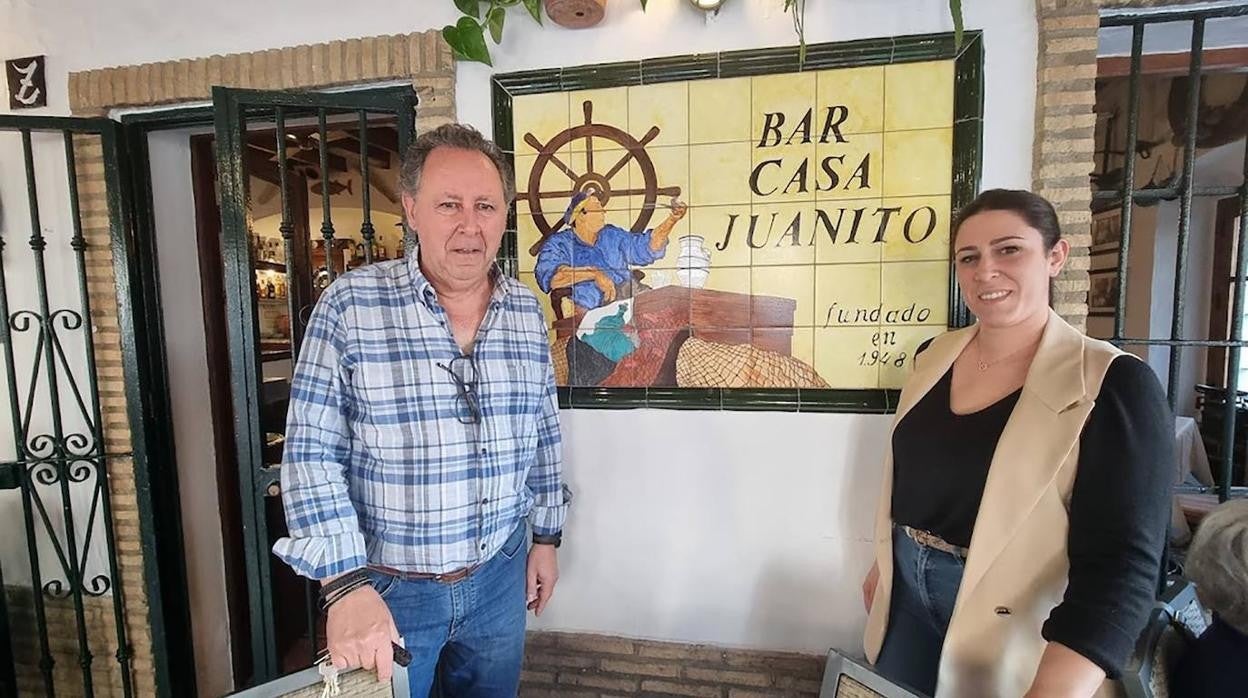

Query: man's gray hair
[
  {"left": 398, "top": 123, "right": 515, "bottom": 204},
  {"left": 1185, "top": 499, "right": 1248, "bottom": 634}
]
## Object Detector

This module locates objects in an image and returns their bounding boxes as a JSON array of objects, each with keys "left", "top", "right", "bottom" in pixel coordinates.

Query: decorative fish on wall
[{"left": 311, "top": 178, "right": 353, "bottom": 197}]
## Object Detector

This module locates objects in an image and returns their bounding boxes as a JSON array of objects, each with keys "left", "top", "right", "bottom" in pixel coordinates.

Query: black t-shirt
[
  {"left": 890, "top": 353, "right": 1174, "bottom": 677},
  {"left": 891, "top": 367, "right": 1020, "bottom": 548}
]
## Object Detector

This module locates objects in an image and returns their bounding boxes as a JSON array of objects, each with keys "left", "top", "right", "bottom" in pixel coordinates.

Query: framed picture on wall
[
  {"left": 1089, "top": 246, "right": 1118, "bottom": 272},
  {"left": 1088, "top": 269, "right": 1119, "bottom": 317},
  {"left": 491, "top": 32, "right": 986, "bottom": 412},
  {"left": 1091, "top": 208, "right": 1122, "bottom": 254}
]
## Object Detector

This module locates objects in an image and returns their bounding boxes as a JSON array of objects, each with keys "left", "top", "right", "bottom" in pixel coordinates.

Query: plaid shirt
[{"left": 272, "top": 257, "right": 567, "bottom": 579}]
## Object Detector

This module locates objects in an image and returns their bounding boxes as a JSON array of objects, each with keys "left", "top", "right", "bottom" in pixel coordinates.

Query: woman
[
  {"left": 1170, "top": 499, "right": 1248, "bottom": 696},
  {"left": 860, "top": 189, "right": 1174, "bottom": 697}
]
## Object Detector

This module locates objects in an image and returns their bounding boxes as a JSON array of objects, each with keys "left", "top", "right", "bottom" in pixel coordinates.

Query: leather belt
[
  {"left": 368, "top": 563, "right": 480, "bottom": 584},
  {"left": 900, "top": 525, "right": 970, "bottom": 558}
]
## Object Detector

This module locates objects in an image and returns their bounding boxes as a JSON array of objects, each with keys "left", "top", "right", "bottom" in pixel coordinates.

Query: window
[{"left": 1094, "top": 4, "right": 1248, "bottom": 503}]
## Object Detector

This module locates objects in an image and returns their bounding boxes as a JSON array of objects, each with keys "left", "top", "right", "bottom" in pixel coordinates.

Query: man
[
  {"left": 534, "top": 192, "right": 687, "bottom": 312},
  {"left": 274, "top": 123, "right": 568, "bottom": 697}
]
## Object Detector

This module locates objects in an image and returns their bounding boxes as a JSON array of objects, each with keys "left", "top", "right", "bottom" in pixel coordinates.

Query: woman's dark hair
[{"left": 952, "top": 189, "right": 1062, "bottom": 250}]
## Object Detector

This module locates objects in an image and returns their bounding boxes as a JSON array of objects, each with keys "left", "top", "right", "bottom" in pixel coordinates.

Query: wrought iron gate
[
  {"left": 212, "top": 86, "right": 415, "bottom": 685},
  {"left": 1095, "top": 3, "right": 1248, "bottom": 503},
  {"left": 0, "top": 116, "right": 161, "bottom": 697}
]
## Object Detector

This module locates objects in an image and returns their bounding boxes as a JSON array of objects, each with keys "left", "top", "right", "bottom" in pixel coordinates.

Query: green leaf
[
  {"left": 442, "top": 24, "right": 464, "bottom": 58},
  {"left": 442, "top": 18, "right": 493, "bottom": 65},
  {"left": 454, "top": 0, "right": 481, "bottom": 19},
  {"left": 522, "top": 0, "right": 542, "bottom": 23},
  {"left": 639, "top": 0, "right": 648, "bottom": 9},
  {"left": 949, "top": 0, "right": 964, "bottom": 49},
  {"left": 457, "top": 16, "right": 493, "bottom": 65},
  {"left": 487, "top": 6, "right": 506, "bottom": 44}
]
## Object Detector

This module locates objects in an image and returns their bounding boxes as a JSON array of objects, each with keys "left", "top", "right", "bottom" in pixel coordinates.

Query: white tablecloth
[
  {"left": 1171, "top": 416, "right": 1213, "bottom": 544},
  {"left": 1175, "top": 415, "right": 1213, "bottom": 487}
]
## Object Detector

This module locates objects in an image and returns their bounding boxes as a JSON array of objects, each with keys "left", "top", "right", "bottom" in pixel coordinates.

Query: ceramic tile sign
[
  {"left": 6, "top": 55, "right": 46, "bottom": 109},
  {"left": 512, "top": 61, "right": 954, "bottom": 391}
]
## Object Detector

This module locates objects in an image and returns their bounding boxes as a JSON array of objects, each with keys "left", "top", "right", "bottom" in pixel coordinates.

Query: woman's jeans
[{"left": 875, "top": 526, "right": 966, "bottom": 698}]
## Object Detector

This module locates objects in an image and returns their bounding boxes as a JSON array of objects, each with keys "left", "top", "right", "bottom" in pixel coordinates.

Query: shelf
[{"left": 255, "top": 260, "right": 286, "bottom": 272}]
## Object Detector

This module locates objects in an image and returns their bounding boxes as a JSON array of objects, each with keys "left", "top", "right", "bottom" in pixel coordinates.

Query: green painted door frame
[{"left": 211, "top": 86, "right": 416, "bottom": 685}]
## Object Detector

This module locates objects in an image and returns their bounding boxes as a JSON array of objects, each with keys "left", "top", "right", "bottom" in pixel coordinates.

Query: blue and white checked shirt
[{"left": 273, "top": 256, "right": 567, "bottom": 580}]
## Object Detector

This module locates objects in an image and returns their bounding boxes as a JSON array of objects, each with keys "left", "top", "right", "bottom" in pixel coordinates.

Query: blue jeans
[
  {"left": 366, "top": 521, "right": 528, "bottom": 698},
  {"left": 874, "top": 526, "right": 966, "bottom": 698}
]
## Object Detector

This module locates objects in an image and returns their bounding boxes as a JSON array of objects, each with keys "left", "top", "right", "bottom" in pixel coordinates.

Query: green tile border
[
  {"left": 494, "top": 31, "right": 983, "bottom": 413},
  {"left": 721, "top": 388, "right": 801, "bottom": 412},
  {"left": 568, "top": 386, "right": 649, "bottom": 408},
  {"left": 950, "top": 31, "right": 983, "bottom": 330},
  {"left": 561, "top": 61, "right": 643, "bottom": 91},
  {"left": 803, "top": 36, "right": 896, "bottom": 69},
  {"left": 645, "top": 387, "right": 722, "bottom": 410},
  {"left": 640, "top": 53, "right": 720, "bottom": 85}
]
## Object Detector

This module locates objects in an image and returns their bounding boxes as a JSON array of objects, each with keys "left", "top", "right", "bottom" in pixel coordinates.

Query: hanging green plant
[
  {"left": 443, "top": 0, "right": 543, "bottom": 66},
  {"left": 784, "top": 0, "right": 806, "bottom": 65},
  {"left": 950, "top": 0, "right": 965, "bottom": 49},
  {"left": 446, "top": 0, "right": 967, "bottom": 67}
]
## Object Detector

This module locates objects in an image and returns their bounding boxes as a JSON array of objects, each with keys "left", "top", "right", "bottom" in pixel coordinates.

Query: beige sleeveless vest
[{"left": 864, "top": 310, "right": 1129, "bottom": 698}]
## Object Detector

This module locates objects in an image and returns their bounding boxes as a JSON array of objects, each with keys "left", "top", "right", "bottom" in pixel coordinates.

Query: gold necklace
[{"left": 975, "top": 336, "right": 1035, "bottom": 372}]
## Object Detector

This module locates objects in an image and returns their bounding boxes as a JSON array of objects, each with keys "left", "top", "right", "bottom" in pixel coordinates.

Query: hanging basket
[{"left": 544, "top": 0, "right": 607, "bottom": 29}]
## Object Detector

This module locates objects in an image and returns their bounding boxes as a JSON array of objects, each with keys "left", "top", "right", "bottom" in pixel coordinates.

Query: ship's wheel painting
[{"left": 520, "top": 100, "right": 683, "bottom": 251}]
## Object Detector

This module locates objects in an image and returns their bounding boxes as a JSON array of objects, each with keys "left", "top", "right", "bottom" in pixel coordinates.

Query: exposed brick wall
[
  {"left": 67, "top": 31, "right": 456, "bottom": 135},
  {"left": 61, "top": 135, "right": 157, "bottom": 698},
  {"left": 6, "top": 585, "right": 140, "bottom": 698},
  {"left": 1033, "top": 0, "right": 1101, "bottom": 329},
  {"left": 520, "top": 632, "right": 825, "bottom": 697}
]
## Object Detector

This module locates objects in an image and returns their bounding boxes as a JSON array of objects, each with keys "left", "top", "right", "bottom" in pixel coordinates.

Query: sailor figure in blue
[{"left": 535, "top": 192, "right": 687, "bottom": 313}]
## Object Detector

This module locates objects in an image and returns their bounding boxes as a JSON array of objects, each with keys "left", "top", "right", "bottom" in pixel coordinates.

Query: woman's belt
[{"left": 900, "top": 525, "right": 970, "bottom": 558}]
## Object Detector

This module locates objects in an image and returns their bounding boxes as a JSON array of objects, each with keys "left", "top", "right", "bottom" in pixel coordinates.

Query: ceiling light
[{"left": 689, "top": 0, "right": 725, "bottom": 11}]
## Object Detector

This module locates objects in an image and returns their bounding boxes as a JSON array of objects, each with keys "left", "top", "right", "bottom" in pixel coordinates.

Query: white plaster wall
[
  {"left": 1147, "top": 139, "right": 1246, "bottom": 417},
  {"left": 147, "top": 128, "right": 233, "bottom": 697},
  {"left": 1, "top": 0, "right": 1040, "bottom": 665},
  {"left": 1126, "top": 206, "right": 1160, "bottom": 356}
]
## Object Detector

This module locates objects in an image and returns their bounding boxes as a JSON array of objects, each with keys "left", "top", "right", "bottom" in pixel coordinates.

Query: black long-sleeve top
[{"left": 891, "top": 355, "right": 1174, "bottom": 677}]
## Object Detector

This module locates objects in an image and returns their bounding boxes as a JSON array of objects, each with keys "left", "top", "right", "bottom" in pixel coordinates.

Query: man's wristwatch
[{"left": 532, "top": 533, "right": 562, "bottom": 548}]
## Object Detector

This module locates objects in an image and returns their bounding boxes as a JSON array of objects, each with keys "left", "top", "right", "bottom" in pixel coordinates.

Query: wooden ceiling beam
[
  {"left": 327, "top": 136, "right": 392, "bottom": 169},
  {"left": 244, "top": 147, "right": 282, "bottom": 186},
  {"left": 1098, "top": 47, "right": 1248, "bottom": 79}
]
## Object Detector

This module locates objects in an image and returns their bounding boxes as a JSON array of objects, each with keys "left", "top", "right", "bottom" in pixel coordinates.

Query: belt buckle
[{"left": 903, "top": 525, "right": 967, "bottom": 558}]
